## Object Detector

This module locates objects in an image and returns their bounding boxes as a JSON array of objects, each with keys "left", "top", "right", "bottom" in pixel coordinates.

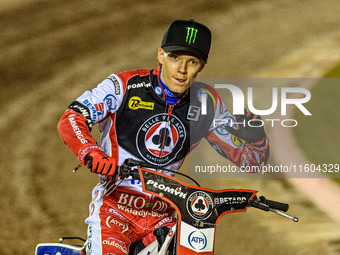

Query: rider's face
[{"left": 157, "top": 48, "right": 205, "bottom": 94}]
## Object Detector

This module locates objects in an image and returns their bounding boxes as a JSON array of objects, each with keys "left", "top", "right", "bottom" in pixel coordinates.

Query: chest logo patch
[
  {"left": 128, "top": 96, "right": 154, "bottom": 110},
  {"left": 136, "top": 113, "right": 186, "bottom": 166}
]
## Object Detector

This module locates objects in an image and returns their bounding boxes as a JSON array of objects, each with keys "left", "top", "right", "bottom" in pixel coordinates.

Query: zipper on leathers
[
  {"left": 156, "top": 104, "right": 174, "bottom": 167},
  {"left": 167, "top": 104, "right": 174, "bottom": 125}
]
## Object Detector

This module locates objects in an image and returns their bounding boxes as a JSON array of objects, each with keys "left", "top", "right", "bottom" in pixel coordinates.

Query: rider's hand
[
  {"left": 225, "top": 110, "right": 265, "bottom": 144},
  {"left": 84, "top": 150, "right": 117, "bottom": 176}
]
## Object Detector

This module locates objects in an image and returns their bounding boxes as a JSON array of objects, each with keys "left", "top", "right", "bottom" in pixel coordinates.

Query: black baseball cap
[{"left": 161, "top": 19, "right": 211, "bottom": 63}]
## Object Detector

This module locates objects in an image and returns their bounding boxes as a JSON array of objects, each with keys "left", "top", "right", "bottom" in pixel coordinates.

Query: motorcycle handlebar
[
  {"left": 116, "top": 161, "right": 290, "bottom": 213},
  {"left": 250, "top": 196, "right": 289, "bottom": 212},
  {"left": 249, "top": 200, "right": 270, "bottom": 212},
  {"left": 116, "top": 164, "right": 140, "bottom": 180},
  {"left": 114, "top": 159, "right": 298, "bottom": 222},
  {"left": 260, "top": 196, "right": 289, "bottom": 212},
  {"left": 115, "top": 158, "right": 201, "bottom": 186},
  {"left": 249, "top": 196, "right": 298, "bottom": 222}
]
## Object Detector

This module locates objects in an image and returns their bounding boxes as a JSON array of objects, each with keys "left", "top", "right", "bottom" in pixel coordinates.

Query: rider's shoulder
[
  {"left": 114, "top": 69, "right": 151, "bottom": 80},
  {"left": 191, "top": 81, "right": 222, "bottom": 105}
]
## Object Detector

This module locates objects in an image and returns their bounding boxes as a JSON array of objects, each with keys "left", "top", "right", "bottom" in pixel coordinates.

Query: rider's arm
[
  {"left": 57, "top": 74, "right": 124, "bottom": 171},
  {"left": 203, "top": 87, "right": 269, "bottom": 170},
  {"left": 57, "top": 107, "right": 100, "bottom": 164}
]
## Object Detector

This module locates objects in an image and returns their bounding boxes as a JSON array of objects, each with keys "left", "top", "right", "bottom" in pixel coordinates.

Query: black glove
[{"left": 225, "top": 110, "right": 265, "bottom": 144}]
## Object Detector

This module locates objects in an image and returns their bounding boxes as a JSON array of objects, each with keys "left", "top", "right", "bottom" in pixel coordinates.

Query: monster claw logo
[{"left": 186, "top": 27, "right": 198, "bottom": 44}]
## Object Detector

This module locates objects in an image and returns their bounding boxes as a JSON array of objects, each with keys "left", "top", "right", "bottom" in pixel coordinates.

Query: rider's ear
[
  {"left": 158, "top": 48, "right": 165, "bottom": 65},
  {"left": 198, "top": 62, "right": 205, "bottom": 72}
]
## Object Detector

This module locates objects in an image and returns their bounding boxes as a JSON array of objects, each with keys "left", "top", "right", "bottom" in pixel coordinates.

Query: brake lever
[
  {"left": 249, "top": 199, "right": 299, "bottom": 222},
  {"left": 270, "top": 208, "right": 299, "bottom": 222}
]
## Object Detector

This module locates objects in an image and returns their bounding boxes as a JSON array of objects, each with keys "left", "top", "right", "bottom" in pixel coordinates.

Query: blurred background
[{"left": 1, "top": 0, "right": 340, "bottom": 254}]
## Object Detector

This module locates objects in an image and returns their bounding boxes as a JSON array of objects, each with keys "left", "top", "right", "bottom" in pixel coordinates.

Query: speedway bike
[{"left": 35, "top": 159, "right": 298, "bottom": 255}]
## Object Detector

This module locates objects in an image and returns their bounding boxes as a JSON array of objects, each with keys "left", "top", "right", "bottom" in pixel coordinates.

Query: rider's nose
[{"left": 177, "top": 61, "right": 187, "bottom": 74}]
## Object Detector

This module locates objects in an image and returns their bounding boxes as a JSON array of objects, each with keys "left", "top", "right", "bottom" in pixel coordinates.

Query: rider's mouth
[{"left": 174, "top": 78, "right": 186, "bottom": 84}]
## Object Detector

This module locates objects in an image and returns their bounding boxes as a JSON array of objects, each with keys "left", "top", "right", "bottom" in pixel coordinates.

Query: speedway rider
[{"left": 58, "top": 19, "right": 269, "bottom": 255}]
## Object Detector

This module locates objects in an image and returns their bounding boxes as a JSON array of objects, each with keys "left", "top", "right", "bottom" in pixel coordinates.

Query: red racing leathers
[{"left": 57, "top": 66, "right": 269, "bottom": 254}]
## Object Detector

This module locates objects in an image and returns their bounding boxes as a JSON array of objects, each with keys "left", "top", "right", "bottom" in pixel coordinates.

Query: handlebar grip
[
  {"left": 266, "top": 199, "right": 289, "bottom": 212},
  {"left": 260, "top": 196, "right": 289, "bottom": 212},
  {"left": 250, "top": 200, "right": 270, "bottom": 212},
  {"left": 116, "top": 165, "right": 140, "bottom": 180}
]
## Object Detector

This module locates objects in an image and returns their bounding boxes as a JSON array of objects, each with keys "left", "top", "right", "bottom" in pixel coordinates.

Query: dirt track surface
[{"left": 2, "top": 0, "right": 340, "bottom": 254}]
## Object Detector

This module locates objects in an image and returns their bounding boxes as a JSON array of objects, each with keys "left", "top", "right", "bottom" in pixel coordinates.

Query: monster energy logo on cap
[
  {"left": 161, "top": 19, "right": 212, "bottom": 63},
  {"left": 186, "top": 27, "right": 198, "bottom": 44}
]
